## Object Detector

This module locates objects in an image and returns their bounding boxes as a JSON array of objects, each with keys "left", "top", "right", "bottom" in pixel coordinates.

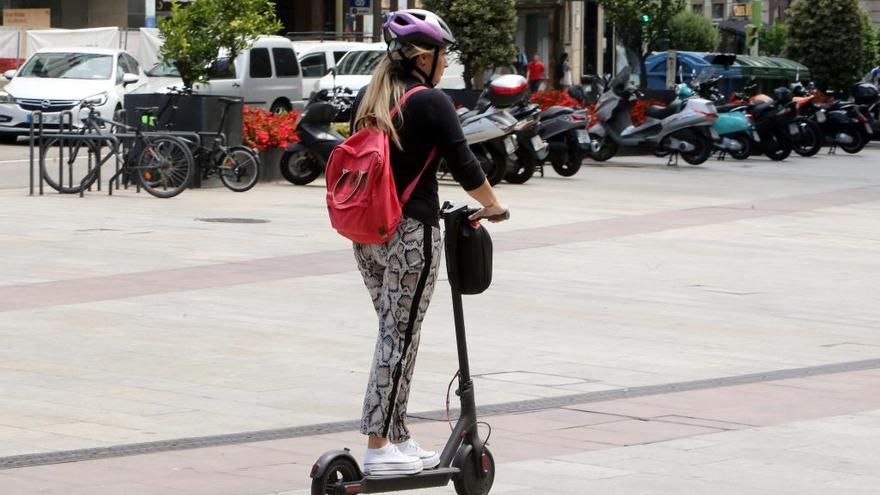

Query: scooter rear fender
[{"left": 310, "top": 449, "right": 364, "bottom": 480}]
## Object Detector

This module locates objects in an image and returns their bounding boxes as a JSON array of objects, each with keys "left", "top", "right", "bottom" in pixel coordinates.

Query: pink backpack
[{"left": 325, "top": 86, "right": 437, "bottom": 244}]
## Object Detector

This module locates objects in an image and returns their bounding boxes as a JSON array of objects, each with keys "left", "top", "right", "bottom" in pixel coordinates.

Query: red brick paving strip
[
  {"left": 2, "top": 185, "right": 878, "bottom": 313},
  {"left": 2, "top": 369, "right": 879, "bottom": 493}
]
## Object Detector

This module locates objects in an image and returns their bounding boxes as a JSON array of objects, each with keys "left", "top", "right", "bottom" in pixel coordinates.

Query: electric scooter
[
  {"left": 588, "top": 67, "right": 719, "bottom": 166},
  {"left": 310, "top": 202, "right": 508, "bottom": 495}
]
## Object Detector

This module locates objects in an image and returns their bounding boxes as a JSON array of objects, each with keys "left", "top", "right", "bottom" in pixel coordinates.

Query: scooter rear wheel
[
  {"left": 840, "top": 126, "right": 868, "bottom": 154},
  {"left": 678, "top": 129, "right": 712, "bottom": 165},
  {"left": 280, "top": 150, "right": 322, "bottom": 186},
  {"left": 728, "top": 132, "right": 752, "bottom": 160},
  {"left": 311, "top": 457, "right": 361, "bottom": 495},
  {"left": 454, "top": 447, "right": 495, "bottom": 495},
  {"left": 764, "top": 132, "right": 792, "bottom": 161}
]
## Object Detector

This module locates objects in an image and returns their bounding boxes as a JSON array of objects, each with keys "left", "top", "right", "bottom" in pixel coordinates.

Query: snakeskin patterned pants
[{"left": 354, "top": 217, "right": 443, "bottom": 442}]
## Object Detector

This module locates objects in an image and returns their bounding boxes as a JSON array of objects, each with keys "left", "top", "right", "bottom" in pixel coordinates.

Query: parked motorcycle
[
  {"left": 589, "top": 67, "right": 719, "bottom": 165},
  {"left": 279, "top": 90, "right": 344, "bottom": 185}
]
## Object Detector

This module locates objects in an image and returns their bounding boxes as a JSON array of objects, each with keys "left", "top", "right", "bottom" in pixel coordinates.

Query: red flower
[{"left": 242, "top": 106, "right": 301, "bottom": 152}]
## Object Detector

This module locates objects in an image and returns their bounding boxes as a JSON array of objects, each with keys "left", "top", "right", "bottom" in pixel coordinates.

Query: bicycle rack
[{"left": 29, "top": 110, "right": 122, "bottom": 197}]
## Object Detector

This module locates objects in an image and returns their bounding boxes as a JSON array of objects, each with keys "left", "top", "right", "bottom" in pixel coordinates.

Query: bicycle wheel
[
  {"left": 218, "top": 145, "right": 260, "bottom": 192},
  {"left": 40, "top": 138, "right": 103, "bottom": 194},
  {"left": 137, "top": 135, "right": 194, "bottom": 198}
]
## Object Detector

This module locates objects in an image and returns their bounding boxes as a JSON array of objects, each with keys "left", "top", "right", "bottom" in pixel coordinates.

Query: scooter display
[
  {"left": 589, "top": 67, "right": 719, "bottom": 165},
  {"left": 310, "top": 202, "right": 508, "bottom": 495},
  {"left": 279, "top": 92, "right": 345, "bottom": 185}
]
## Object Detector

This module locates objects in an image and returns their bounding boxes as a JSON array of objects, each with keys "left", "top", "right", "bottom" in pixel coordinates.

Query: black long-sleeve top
[{"left": 350, "top": 76, "right": 486, "bottom": 227}]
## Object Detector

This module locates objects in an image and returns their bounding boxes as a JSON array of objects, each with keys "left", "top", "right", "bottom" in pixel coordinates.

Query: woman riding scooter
[{"left": 343, "top": 9, "right": 509, "bottom": 478}]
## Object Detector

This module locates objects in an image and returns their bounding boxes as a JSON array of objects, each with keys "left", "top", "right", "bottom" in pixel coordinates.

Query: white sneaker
[
  {"left": 395, "top": 439, "right": 440, "bottom": 469},
  {"left": 363, "top": 443, "right": 423, "bottom": 476}
]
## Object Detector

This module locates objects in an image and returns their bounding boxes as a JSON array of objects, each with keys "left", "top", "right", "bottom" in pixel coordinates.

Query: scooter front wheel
[
  {"left": 311, "top": 457, "right": 361, "bottom": 495},
  {"left": 280, "top": 150, "right": 322, "bottom": 186},
  {"left": 454, "top": 446, "right": 495, "bottom": 495},
  {"left": 589, "top": 133, "right": 618, "bottom": 162}
]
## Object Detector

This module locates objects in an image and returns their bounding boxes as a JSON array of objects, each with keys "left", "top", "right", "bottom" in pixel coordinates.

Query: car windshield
[
  {"left": 146, "top": 62, "right": 180, "bottom": 77},
  {"left": 18, "top": 52, "right": 113, "bottom": 80},
  {"left": 335, "top": 50, "right": 383, "bottom": 75}
]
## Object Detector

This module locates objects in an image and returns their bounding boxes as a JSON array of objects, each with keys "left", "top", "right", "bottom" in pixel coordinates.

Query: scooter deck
[{"left": 349, "top": 466, "right": 459, "bottom": 493}]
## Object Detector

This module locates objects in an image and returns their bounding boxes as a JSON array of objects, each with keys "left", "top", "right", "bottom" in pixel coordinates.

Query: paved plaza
[{"left": 0, "top": 141, "right": 879, "bottom": 493}]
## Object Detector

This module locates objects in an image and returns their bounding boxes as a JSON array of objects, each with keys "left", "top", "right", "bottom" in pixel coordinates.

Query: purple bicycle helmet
[{"left": 383, "top": 9, "right": 455, "bottom": 50}]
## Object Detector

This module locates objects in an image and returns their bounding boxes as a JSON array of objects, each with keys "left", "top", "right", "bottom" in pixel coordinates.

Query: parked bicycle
[
  {"left": 40, "top": 100, "right": 195, "bottom": 198},
  {"left": 154, "top": 88, "right": 260, "bottom": 192}
]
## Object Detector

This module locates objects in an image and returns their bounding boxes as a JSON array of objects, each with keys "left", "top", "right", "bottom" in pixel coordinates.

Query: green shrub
[
  {"left": 159, "top": 0, "right": 282, "bottom": 89},
  {"left": 668, "top": 9, "right": 719, "bottom": 52}
]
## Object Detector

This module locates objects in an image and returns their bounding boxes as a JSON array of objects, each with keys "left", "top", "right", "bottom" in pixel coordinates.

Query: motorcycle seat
[
  {"left": 539, "top": 105, "right": 574, "bottom": 120},
  {"left": 645, "top": 103, "right": 679, "bottom": 120}
]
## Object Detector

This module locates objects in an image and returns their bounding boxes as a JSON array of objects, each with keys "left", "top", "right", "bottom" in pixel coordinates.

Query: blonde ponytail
[{"left": 354, "top": 44, "right": 436, "bottom": 149}]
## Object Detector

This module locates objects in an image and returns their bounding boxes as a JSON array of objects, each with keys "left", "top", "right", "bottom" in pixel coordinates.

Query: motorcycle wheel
[
  {"left": 477, "top": 143, "right": 507, "bottom": 186},
  {"left": 840, "top": 126, "right": 868, "bottom": 154},
  {"left": 728, "top": 132, "right": 752, "bottom": 160},
  {"left": 280, "top": 150, "right": 322, "bottom": 185},
  {"left": 504, "top": 146, "right": 537, "bottom": 184},
  {"left": 764, "top": 132, "right": 792, "bottom": 161},
  {"left": 791, "top": 120, "right": 822, "bottom": 157},
  {"left": 677, "top": 129, "right": 713, "bottom": 165},
  {"left": 588, "top": 133, "right": 618, "bottom": 162},
  {"left": 552, "top": 137, "right": 584, "bottom": 177}
]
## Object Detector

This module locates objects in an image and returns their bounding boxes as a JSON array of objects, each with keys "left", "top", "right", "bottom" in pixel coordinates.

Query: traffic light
[{"left": 641, "top": 14, "right": 651, "bottom": 24}]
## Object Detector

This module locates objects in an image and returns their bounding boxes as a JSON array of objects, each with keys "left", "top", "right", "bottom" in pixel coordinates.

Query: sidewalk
[
  {"left": 2, "top": 367, "right": 879, "bottom": 494},
  {"left": 1, "top": 143, "right": 879, "bottom": 493}
]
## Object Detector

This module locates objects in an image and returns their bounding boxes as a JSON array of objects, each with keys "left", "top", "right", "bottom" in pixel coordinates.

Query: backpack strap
[{"left": 391, "top": 85, "right": 440, "bottom": 204}]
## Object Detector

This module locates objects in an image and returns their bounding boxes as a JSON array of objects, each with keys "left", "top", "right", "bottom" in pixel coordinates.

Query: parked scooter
[
  {"left": 589, "top": 67, "right": 719, "bottom": 165},
  {"left": 791, "top": 83, "right": 866, "bottom": 155},
  {"left": 504, "top": 99, "right": 548, "bottom": 184},
  {"left": 853, "top": 82, "right": 880, "bottom": 139},
  {"left": 689, "top": 70, "right": 757, "bottom": 160},
  {"left": 535, "top": 105, "right": 591, "bottom": 176},
  {"left": 441, "top": 75, "right": 528, "bottom": 186},
  {"left": 279, "top": 89, "right": 344, "bottom": 185}
]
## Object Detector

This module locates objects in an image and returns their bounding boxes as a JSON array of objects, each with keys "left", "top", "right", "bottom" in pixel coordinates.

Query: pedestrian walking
[
  {"left": 556, "top": 52, "right": 572, "bottom": 91},
  {"left": 527, "top": 53, "right": 545, "bottom": 93},
  {"left": 347, "top": 8, "right": 509, "bottom": 477}
]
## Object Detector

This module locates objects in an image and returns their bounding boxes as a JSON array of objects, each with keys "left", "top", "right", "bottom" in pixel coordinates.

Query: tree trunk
[{"left": 472, "top": 62, "right": 486, "bottom": 90}]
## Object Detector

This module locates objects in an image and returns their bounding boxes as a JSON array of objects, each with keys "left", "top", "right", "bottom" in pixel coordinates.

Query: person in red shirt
[{"left": 527, "top": 54, "right": 545, "bottom": 93}]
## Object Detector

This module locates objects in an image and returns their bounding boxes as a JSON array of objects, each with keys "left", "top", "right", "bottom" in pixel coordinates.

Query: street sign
[
  {"left": 732, "top": 4, "right": 751, "bottom": 18},
  {"left": 666, "top": 50, "right": 677, "bottom": 89},
  {"left": 349, "top": 0, "right": 371, "bottom": 15}
]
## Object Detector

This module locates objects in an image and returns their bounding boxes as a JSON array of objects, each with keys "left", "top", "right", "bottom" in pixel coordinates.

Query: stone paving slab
[
  {"left": 2, "top": 368, "right": 879, "bottom": 494},
  {"left": 1, "top": 145, "right": 880, "bottom": 459}
]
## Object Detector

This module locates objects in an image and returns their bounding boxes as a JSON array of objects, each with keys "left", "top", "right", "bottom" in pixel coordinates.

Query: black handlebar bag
[{"left": 444, "top": 219, "right": 493, "bottom": 295}]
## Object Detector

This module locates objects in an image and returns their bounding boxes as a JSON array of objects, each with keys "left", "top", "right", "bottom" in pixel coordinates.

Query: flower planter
[
  {"left": 258, "top": 148, "right": 283, "bottom": 182},
  {"left": 123, "top": 93, "right": 243, "bottom": 146}
]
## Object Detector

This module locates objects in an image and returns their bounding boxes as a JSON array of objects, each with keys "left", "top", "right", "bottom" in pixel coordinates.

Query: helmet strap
[{"left": 394, "top": 47, "right": 440, "bottom": 88}]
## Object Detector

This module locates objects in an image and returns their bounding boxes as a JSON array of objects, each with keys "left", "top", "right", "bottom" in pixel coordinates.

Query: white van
[
  {"left": 314, "top": 44, "right": 466, "bottom": 95},
  {"left": 293, "top": 41, "right": 372, "bottom": 99},
  {"left": 194, "top": 36, "right": 304, "bottom": 113}
]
